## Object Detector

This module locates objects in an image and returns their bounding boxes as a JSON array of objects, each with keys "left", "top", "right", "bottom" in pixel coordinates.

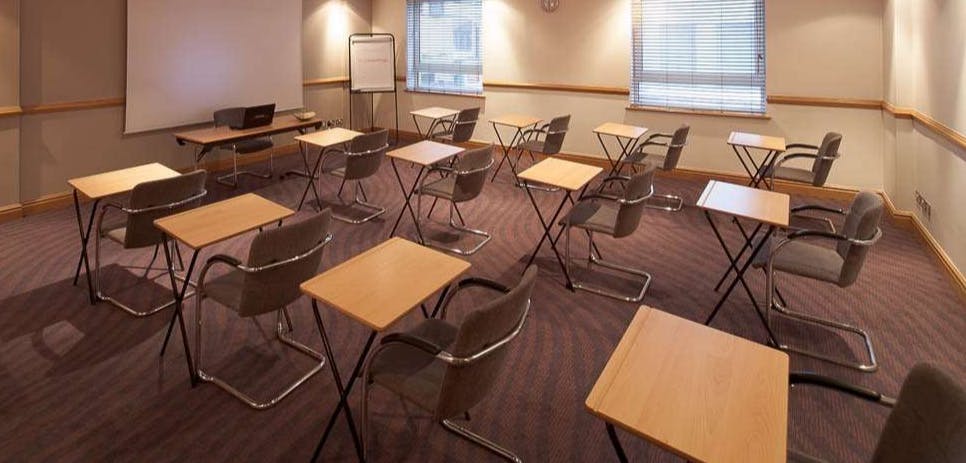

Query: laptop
[{"left": 232, "top": 103, "right": 275, "bottom": 130}]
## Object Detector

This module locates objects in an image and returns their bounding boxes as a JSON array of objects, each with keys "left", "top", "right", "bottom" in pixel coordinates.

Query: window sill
[
  {"left": 405, "top": 89, "right": 486, "bottom": 100},
  {"left": 626, "top": 105, "right": 770, "bottom": 120}
]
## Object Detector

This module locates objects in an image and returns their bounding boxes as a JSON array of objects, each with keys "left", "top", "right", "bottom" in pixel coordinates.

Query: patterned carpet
[{"left": 0, "top": 149, "right": 963, "bottom": 462}]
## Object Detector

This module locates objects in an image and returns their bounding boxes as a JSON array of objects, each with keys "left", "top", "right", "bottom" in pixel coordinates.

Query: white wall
[{"left": 372, "top": 0, "right": 886, "bottom": 189}]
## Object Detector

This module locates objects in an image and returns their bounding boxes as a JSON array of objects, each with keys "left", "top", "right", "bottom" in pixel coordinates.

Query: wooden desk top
[
  {"left": 388, "top": 141, "right": 465, "bottom": 166},
  {"left": 490, "top": 114, "right": 542, "bottom": 129},
  {"left": 728, "top": 131, "right": 786, "bottom": 152},
  {"left": 68, "top": 163, "right": 181, "bottom": 200},
  {"left": 174, "top": 115, "right": 322, "bottom": 146},
  {"left": 300, "top": 238, "right": 470, "bottom": 331},
  {"left": 696, "top": 180, "right": 790, "bottom": 227},
  {"left": 586, "top": 306, "right": 788, "bottom": 463},
  {"left": 518, "top": 158, "right": 602, "bottom": 191},
  {"left": 594, "top": 122, "right": 648, "bottom": 140},
  {"left": 411, "top": 107, "right": 459, "bottom": 120},
  {"left": 154, "top": 193, "right": 294, "bottom": 250},
  {"left": 295, "top": 127, "right": 363, "bottom": 148}
]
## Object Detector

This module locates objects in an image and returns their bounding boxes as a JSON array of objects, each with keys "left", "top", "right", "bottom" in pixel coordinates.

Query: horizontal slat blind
[
  {"left": 631, "top": 0, "right": 766, "bottom": 114},
  {"left": 406, "top": 0, "right": 483, "bottom": 95}
]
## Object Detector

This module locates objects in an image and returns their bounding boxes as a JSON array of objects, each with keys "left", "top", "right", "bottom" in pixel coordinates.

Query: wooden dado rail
[{"left": 0, "top": 78, "right": 962, "bottom": 152}]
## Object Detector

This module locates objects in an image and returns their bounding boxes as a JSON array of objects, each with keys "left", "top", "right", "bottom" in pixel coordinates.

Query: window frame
[{"left": 405, "top": 0, "right": 484, "bottom": 97}]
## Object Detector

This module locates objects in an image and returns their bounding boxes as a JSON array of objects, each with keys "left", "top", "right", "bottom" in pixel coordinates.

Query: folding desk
[
  {"left": 174, "top": 115, "right": 322, "bottom": 165},
  {"left": 67, "top": 163, "right": 181, "bottom": 304},
  {"left": 587, "top": 306, "right": 788, "bottom": 463},
  {"left": 697, "top": 180, "right": 789, "bottom": 343},
  {"left": 386, "top": 140, "right": 465, "bottom": 244},
  {"left": 489, "top": 114, "right": 542, "bottom": 184},
  {"left": 593, "top": 122, "right": 648, "bottom": 177},
  {"left": 519, "top": 158, "right": 602, "bottom": 288},
  {"left": 728, "top": 131, "right": 786, "bottom": 189},
  {"left": 300, "top": 238, "right": 470, "bottom": 462},
  {"left": 153, "top": 193, "right": 294, "bottom": 384},
  {"left": 410, "top": 107, "right": 459, "bottom": 139},
  {"left": 293, "top": 128, "right": 363, "bottom": 211}
]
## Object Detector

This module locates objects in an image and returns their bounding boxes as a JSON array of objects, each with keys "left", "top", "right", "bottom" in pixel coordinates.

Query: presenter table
[
  {"left": 153, "top": 193, "right": 294, "bottom": 384},
  {"left": 410, "top": 107, "right": 459, "bottom": 139},
  {"left": 593, "top": 122, "right": 648, "bottom": 177},
  {"left": 697, "top": 180, "right": 789, "bottom": 343},
  {"left": 174, "top": 115, "right": 323, "bottom": 165},
  {"left": 387, "top": 140, "right": 465, "bottom": 243},
  {"left": 293, "top": 128, "right": 364, "bottom": 211},
  {"left": 586, "top": 306, "right": 788, "bottom": 463},
  {"left": 727, "top": 131, "right": 786, "bottom": 189},
  {"left": 67, "top": 163, "right": 182, "bottom": 304},
  {"left": 519, "top": 158, "right": 602, "bottom": 288},
  {"left": 301, "top": 237, "right": 470, "bottom": 462},
  {"left": 489, "top": 114, "right": 542, "bottom": 184}
]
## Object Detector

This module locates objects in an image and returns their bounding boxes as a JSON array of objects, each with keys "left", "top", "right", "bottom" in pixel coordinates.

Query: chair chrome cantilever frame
[
  {"left": 563, "top": 167, "right": 657, "bottom": 302},
  {"left": 194, "top": 214, "right": 333, "bottom": 410},
  {"left": 318, "top": 130, "right": 389, "bottom": 224},
  {"left": 93, "top": 172, "right": 207, "bottom": 317},
  {"left": 212, "top": 108, "right": 275, "bottom": 188},
  {"left": 415, "top": 146, "right": 495, "bottom": 255},
  {"left": 361, "top": 267, "right": 538, "bottom": 463},
  {"left": 766, "top": 227, "right": 882, "bottom": 372}
]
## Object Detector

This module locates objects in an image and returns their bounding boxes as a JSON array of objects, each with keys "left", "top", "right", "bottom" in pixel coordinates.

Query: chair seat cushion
[
  {"left": 202, "top": 268, "right": 245, "bottom": 312},
  {"left": 220, "top": 138, "right": 273, "bottom": 155},
  {"left": 518, "top": 140, "right": 547, "bottom": 154},
  {"left": 753, "top": 239, "right": 844, "bottom": 284},
  {"left": 419, "top": 176, "right": 457, "bottom": 201},
  {"left": 369, "top": 319, "right": 459, "bottom": 412},
  {"left": 559, "top": 201, "right": 617, "bottom": 235},
  {"left": 321, "top": 155, "right": 347, "bottom": 177},
  {"left": 625, "top": 152, "right": 667, "bottom": 170},
  {"left": 767, "top": 165, "right": 815, "bottom": 184},
  {"left": 104, "top": 226, "right": 127, "bottom": 245}
]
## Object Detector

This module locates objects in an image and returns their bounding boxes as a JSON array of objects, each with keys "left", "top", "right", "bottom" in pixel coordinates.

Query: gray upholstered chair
[
  {"left": 758, "top": 191, "right": 884, "bottom": 372},
  {"left": 193, "top": 210, "right": 333, "bottom": 410},
  {"left": 788, "top": 363, "right": 966, "bottom": 463},
  {"left": 621, "top": 124, "right": 690, "bottom": 211},
  {"left": 318, "top": 129, "right": 389, "bottom": 224},
  {"left": 415, "top": 145, "right": 495, "bottom": 255},
  {"left": 763, "top": 132, "right": 842, "bottom": 189},
  {"left": 560, "top": 165, "right": 657, "bottom": 302},
  {"left": 430, "top": 107, "right": 480, "bottom": 144},
  {"left": 93, "top": 170, "right": 207, "bottom": 316},
  {"left": 501, "top": 114, "right": 571, "bottom": 189},
  {"left": 361, "top": 266, "right": 538, "bottom": 463},
  {"left": 213, "top": 107, "right": 275, "bottom": 187}
]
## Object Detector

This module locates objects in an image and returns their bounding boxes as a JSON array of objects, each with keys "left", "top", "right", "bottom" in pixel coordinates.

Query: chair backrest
[
  {"left": 612, "top": 164, "right": 657, "bottom": 238},
  {"left": 123, "top": 170, "right": 207, "bottom": 248},
  {"left": 236, "top": 210, "right": 332, "bottom": 317},
  {"left": 836, "top": 190, "right": 883, "bottom": 286},
  {"left": 810, "top": 132, "right": 843, "bottom": 186},
  {"left": 662, "top": 124, "right": 691, "bottom": 170},
  {"left": 871, "top": 363, "right": 966, "bottom": 463},
  {"left": 541, "top": 114, "right": 571, "bottom": 154},
  {"left": 451, "top": 145, "right": 494, "bottom": 203},
  {"left": 344, "top": 129, "right": 389, "bottom": 180},
  {"left": 450, "top": 107, "right": 481, "bottom": 143},
  {"left": 213, "top": 108, "right": 245, "bottom": 128},
  {"left": 434, "top": 265, "right": 538, "bottom": 420}
]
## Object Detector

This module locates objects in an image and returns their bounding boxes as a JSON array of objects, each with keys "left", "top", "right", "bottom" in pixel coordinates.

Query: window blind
[
  {"left": 406, "top": 0, "right": 483, "bottom": 95},
  {"left": 631, "top": 0, "right": 766, "bottom": 114}
]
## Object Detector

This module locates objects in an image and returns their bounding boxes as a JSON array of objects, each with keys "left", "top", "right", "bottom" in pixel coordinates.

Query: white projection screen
[{"left": 125, "top": 0, "right": 303, "bottom": 134}]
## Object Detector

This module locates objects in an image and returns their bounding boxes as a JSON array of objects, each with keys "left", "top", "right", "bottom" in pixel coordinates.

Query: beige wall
[
  {"left": 883, "top": 0, "right": 966, "bottom": 273},
  {"left": 0, "top": 0, "right": 19, "bottom": 207},
  {"left": 372, "top": 0, "right": 886, "bottom": 189},
  {"left": 11, "top": 0, "right": 369, "bottom": 203}
]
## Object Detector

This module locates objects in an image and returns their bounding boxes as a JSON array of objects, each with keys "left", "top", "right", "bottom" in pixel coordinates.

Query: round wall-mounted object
[{"left": 541, "top": 0, "right": 560, "bottom": 13}]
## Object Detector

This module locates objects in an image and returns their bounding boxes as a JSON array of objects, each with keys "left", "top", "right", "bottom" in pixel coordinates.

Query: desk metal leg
[
  {"left": 713, "top": 219, "right": 762, "bottom": 291},
  {"left": 490, "top": 126, "right": 528, "bottom": 185},
  {"left": 606, "top": 424, "right": 629, "bottom": 463},
  {"left": 596, "top": 134, "right": 639, "bottom": 178},
  {"left": 388, "top": 160, "right": 426, "bottom": 243},
  {"left": 523, "top": 187, "right": 575, "bottom": 287},
  {"left": 297, "top": 146, "right": 327, "bottom": 212},
  {"left": 752, "top": 150, "right": 780, "bottom": 190},
  {"left": 311, "top": 300, "right": 370, "bottom": 463},
  {"left": 72, "top": 190, "right": 100, "bottom": 305},
  {"left": 284, "top": 140, "right": 321, "bottom": 181},
  {"left": 159, "top": 234, "right": 200, "bottom": 386}
]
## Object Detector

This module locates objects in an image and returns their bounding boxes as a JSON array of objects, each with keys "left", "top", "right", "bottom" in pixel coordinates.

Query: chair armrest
[
  {"left": 207, "top": 254, "right": 242, "bottom": 267},
  {"left": 380, "top": 332, "right": 444, "bottom": 355},
  {"left": 785, "top": 143, "right": 819, "bottom": 151},
  {"left": 790, "top": 371, "right": 896, "bottom": 406},
  {"left": 643, "top": 132, "right": 672, "bottom": 141},
  {"left": 436, "top": 276, "right": 511, "bottom": 319},
  {"left": 790, "top": 204, "right": 845, "bottom": 215},
  {"left": 786, "top": 228, "right": 882, "bottom": 246}
]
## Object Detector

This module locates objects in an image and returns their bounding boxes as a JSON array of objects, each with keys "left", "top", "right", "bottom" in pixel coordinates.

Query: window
[
  {"left": 406, "top": 0, "right": 483, "bottom": 95},
  {"left": 631, "top": 0, "right": 766, "bottom": 114}
]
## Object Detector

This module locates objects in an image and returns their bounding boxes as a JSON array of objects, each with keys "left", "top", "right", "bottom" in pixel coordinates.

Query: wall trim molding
[
  {"left": 0, "top": 105, "right": 23, "bottom": 118},
  {"left": 767, "top": 95, "right": 883, "bottom": 110},
  {"left": 303, "top": 76, "right": 350, "bottom": 87},
  {"left": 882, "top": 101, "right": 966, "bottom": 151},
  {"left": 20, "top": 98, "right": 125, "bottom": 115}
]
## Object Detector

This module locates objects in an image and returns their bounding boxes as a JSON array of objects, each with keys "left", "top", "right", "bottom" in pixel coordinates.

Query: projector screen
[{"left": 125, "top": 0, "right": 303, "bottom": 134}]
